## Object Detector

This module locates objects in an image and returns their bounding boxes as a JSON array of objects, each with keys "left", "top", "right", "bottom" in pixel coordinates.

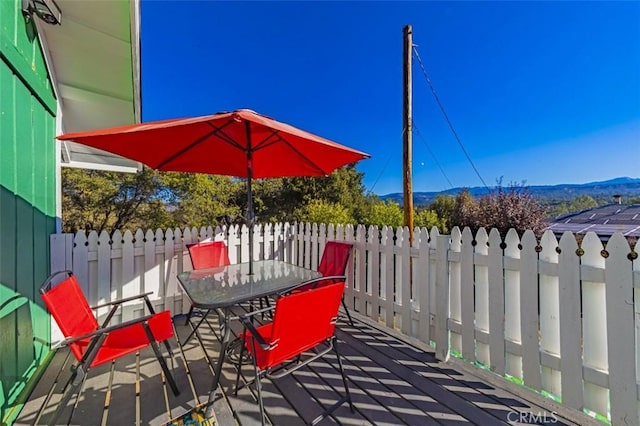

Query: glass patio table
[{"left": 177, "top": 259, "right": 322, "bottom": 408}]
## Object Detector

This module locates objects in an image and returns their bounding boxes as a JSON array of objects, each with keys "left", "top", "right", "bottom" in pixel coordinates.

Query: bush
[
  {"left": 296, "top": 200, "right": 354, "bottom": 225},
  {"left": 452, "top": 183, "right": 548, "bottom": 237}
]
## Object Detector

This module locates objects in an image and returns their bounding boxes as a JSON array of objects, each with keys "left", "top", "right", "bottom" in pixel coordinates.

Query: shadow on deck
[{"left": 16, "top": 310, "right": 588, "bottom": 425}]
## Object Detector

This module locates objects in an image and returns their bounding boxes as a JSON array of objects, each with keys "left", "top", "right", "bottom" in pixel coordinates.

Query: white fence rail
[{"left": 50, "top": 222, "right": 640, "bottom": 424}]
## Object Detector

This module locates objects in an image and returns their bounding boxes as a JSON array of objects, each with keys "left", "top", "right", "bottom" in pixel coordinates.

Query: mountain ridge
[{"left": 380, "top": 177, "right": 640, "bottom": 205}]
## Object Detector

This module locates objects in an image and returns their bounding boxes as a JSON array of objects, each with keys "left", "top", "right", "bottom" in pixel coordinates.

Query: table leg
[
  {"left": 181, "top": 309, "right": 211, "bottom": 346},
  {"left": 206, "top": 307, "right": 231, "bottom": 410}
]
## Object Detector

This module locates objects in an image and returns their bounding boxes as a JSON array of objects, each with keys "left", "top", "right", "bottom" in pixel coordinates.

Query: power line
[
  {"left": 367, "top": 128, "right": 405, "bottom": 195},
  {"left": 412, "top": 45, "right": 490, "bottom": 191},
  {"left": 412, "top": 122, "right": 454, "bottom": 189}
]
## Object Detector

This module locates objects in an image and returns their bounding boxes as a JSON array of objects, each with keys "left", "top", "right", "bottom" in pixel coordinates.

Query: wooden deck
[{"left": 16, "top": 310, "right": 590, "bottom": 426}]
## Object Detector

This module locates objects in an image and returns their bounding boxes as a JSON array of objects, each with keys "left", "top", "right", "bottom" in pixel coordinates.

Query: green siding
[{"left": 0, "top": 1, "right": 57, "bottom": 424}]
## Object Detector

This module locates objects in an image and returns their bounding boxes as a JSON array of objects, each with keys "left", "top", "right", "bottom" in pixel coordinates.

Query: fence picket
[
  {"left": 382, "top": 226, "right": 395, "bottom": 328},
  {"left": 164, "top": 228, "right": 180, "bottom": 315},
  {"left": 475, "top": 228, "right": 490, "bottom": 367},
  {"left": 435, "top": 235, "right": 450, "bottom": 361},
  {"left": 460, "top": 227, "right": 475, "bottom": 363},
  {"left": 605, "top": 233, "right": 637, "bottom": 425},
  {"left": 354, "top": 225, "right": 367, "bottom": 316},
  {"left": 368, "top": 226, "right": 380, "bottom": 321},
  {"left": 488, "top": 228, "right": 505, "bottom": 375},
  {"left": 539, "top": 230, "right": 561, "bottom": 398},
  {"left": 581, "top": 232, "right": 608, "bottom": 415},
  {"left": 558, "top": 231, "right": 583, "bottom": 410},
  {"left": 398, "top": 227, "right": 411, "bottom": 335},
  {"left": 417, "top": 227, "right": 430, "bottom": 343},
  {"left": 504, "top": 229, "right": 522, "bottom": 380},
  {"left": 449, "top": 227, "right": 462, "bottom": 353},
  {"left": 87, "top": 232, "right": 100, "bottom": 307},
  {"left": 520, "top": 230, "right": 541, "bottom": 391}
]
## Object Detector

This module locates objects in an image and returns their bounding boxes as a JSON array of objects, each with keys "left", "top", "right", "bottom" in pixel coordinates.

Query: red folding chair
[
  {"left": 234, "top": 280, "right": 353, "bottom": 425},
  {"left": 40, "top": 270, "right": 179, "bottom": 425},
  {"left": 185, "top": 241, "right": 231, "bottom": 329},
  {"left": 298, "top": 241, "right": 354, "bottom": 325}
]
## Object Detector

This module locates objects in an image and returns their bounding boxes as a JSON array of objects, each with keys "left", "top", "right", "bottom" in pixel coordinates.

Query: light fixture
[{"left": 22, "top": 0, "right": 62, "bottom": 25}]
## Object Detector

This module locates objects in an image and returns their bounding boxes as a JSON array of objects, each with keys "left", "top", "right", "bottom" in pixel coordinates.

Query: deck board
[{"left": 15, "top": 311, "right": 589, "bottom": 426}]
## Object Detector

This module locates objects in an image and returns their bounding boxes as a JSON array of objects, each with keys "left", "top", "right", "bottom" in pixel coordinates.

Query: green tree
[
  {"left": 626, "top": 196, "right": 640, "bottom": 204},
  {"left": 415, "top": 208, "right": 448, "bottom": 232},
  {"left": 568, "top": 195, "right": 598, "bottom": 212},
  {"left": 253, "top": 164, "right": 367, "bottom": 223},
  {"left": 62, "top": 167, "right": 170, "bottom": 233},
  {"left": 429, "top": 194, "right": 456, "bottom": 231},
  {"left": 361, "top": 199, "right": 404, "bottom": 228},
  {"left": 450, "top": 189, "right": 478, "bottom": 229},
  {"left": 295, "top": 200, "right": 354, "bottom": 225},
  {"left": 162, "top": 173, "right": 242, "bottom": 228}
]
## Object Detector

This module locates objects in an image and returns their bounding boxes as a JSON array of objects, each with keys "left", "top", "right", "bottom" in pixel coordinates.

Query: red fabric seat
[
  {"left": 186, "top": 240, "right": 230, "bottom": 269},
  {"left": 318, "top": 241, "right": 353, "bottom": 278}
]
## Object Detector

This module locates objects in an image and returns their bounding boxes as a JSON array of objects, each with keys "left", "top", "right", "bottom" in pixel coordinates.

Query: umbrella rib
[
  {"left": 251, "top": 129, "right": 331, "bottom": 175},
  {"left": 275, "top": 135, "right": 329, "bottom": 175},
  {"left": 205, "top": 122, "right": 247, "bottom": 151},
  {"left": 252, "top": 129, "right": 281, "bottom": 151},
  {"left": 155, "top": 119, "right": 235, "bottom": 169}
]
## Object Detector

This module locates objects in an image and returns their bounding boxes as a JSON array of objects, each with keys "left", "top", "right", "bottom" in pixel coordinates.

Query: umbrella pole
[
  {"left": 245, "top": 122, "right": 254, "bottom": 275},
  {"left": 247, "top": 172, "right": 254, "bottom": 275}
]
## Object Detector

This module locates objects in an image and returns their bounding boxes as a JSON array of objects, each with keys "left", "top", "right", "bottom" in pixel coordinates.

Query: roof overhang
[{"left": 33, "top": 0, "right": 141, "bottom": 172}]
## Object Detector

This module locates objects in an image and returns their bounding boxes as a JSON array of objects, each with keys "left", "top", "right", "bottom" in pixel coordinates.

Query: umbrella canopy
[
  {"left": 57, "top": 109, "right": 369, "bottom": 178},
  {"left": 58, "top": 109, "right": 370, "bottom": 273}
]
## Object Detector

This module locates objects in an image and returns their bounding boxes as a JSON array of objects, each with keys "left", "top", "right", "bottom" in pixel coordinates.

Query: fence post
[
  {"left": 50, "top": 233, "right": 73, "bottom": 273},
  {"left": 435, "top": 234, "right": 451, "bottom": 361}
]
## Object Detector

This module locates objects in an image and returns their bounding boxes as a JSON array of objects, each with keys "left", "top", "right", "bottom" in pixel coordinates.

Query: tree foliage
[
  {"left": 415, "top": 208, "right": 448, "bottom": 232},
  {"left": 449, "top": 183, "right": 548, "bottom": 236},
  {"left": 61, "top": 163, "right": 369, "bottom": 233},
  {"left": 161, "top": 173, "right": 242, "bottom": 227},
  {"left": 546, "top": 195, "right": 599, "bottom": 217},
  {"left": 428, "top": 194, "right": 456, "bottom": 232},
  {"left": 360, "top": 199, "right": 404, "bottom": 228},
  {"left": 296, "top": 200, "right": 354, "bottom": 225},
  {"left": 63, "top": 165, "right": 553, "bottom": 237},
  {"left": 62, "top": 168, "right": 170, "bottom": 233}
]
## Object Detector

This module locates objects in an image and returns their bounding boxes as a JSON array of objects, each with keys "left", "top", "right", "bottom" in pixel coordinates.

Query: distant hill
[{"left": 380, "top": 177, "right": 640, "bottom": 206}]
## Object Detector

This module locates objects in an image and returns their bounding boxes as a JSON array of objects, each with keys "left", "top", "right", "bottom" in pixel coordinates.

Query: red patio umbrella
[{"left": 58, "top": 109, "right": 370, "bottom": 273}]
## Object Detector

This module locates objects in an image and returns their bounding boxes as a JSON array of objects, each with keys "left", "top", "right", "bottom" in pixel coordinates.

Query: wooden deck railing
[{"left": 50, "top": 222, "right": 640, "bottom": 424}]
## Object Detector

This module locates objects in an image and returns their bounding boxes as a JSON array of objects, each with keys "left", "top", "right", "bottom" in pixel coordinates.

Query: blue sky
[{"left": 141, "top": 1, "right": 639, "bottom": 196}]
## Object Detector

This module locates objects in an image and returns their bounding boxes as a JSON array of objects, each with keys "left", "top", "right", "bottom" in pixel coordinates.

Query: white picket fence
[{"left": 49, "top": 222, "right": 640, "bottom": 424}]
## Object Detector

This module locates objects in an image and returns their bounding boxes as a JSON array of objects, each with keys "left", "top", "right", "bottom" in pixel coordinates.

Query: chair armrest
[
  {"left": 91, "top": 292, "right": 154, "bottom": 310},
  {"left": 239, "top": 305, "right": 275, "bottom": 319},
  {"left": 279, "top": 275, "right": 346, "bottom": 296},
  {"left": 239, "top": 316, "right": 271, "bottom": 350},
  {"left": 58, "top": 314, "right": 156, "bottom": 347}
]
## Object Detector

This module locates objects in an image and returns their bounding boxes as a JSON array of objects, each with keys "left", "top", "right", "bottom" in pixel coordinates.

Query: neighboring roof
[
  {"left": 34, "top": 0, "right": 141, "bottom": 172},
  {"left": 546, "top": 204, "right": 640, "bottom": 237}
]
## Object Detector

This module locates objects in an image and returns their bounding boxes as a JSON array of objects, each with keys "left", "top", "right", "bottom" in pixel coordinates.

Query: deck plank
[{"left": 16, "top": 312, "right": 591, "bottom": 426}]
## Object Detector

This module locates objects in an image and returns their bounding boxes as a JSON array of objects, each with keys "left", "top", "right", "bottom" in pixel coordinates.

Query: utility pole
[{"left": 403, "top": 25, "right": 414, "bottom": 245}]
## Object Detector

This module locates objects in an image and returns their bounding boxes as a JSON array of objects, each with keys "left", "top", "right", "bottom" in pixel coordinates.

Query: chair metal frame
[
  {"left": 234, "top": 277, "right": 354, "bottom": 425},
  {"left": 40, "top": 270, "right": 179, "bottom": 425}
]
